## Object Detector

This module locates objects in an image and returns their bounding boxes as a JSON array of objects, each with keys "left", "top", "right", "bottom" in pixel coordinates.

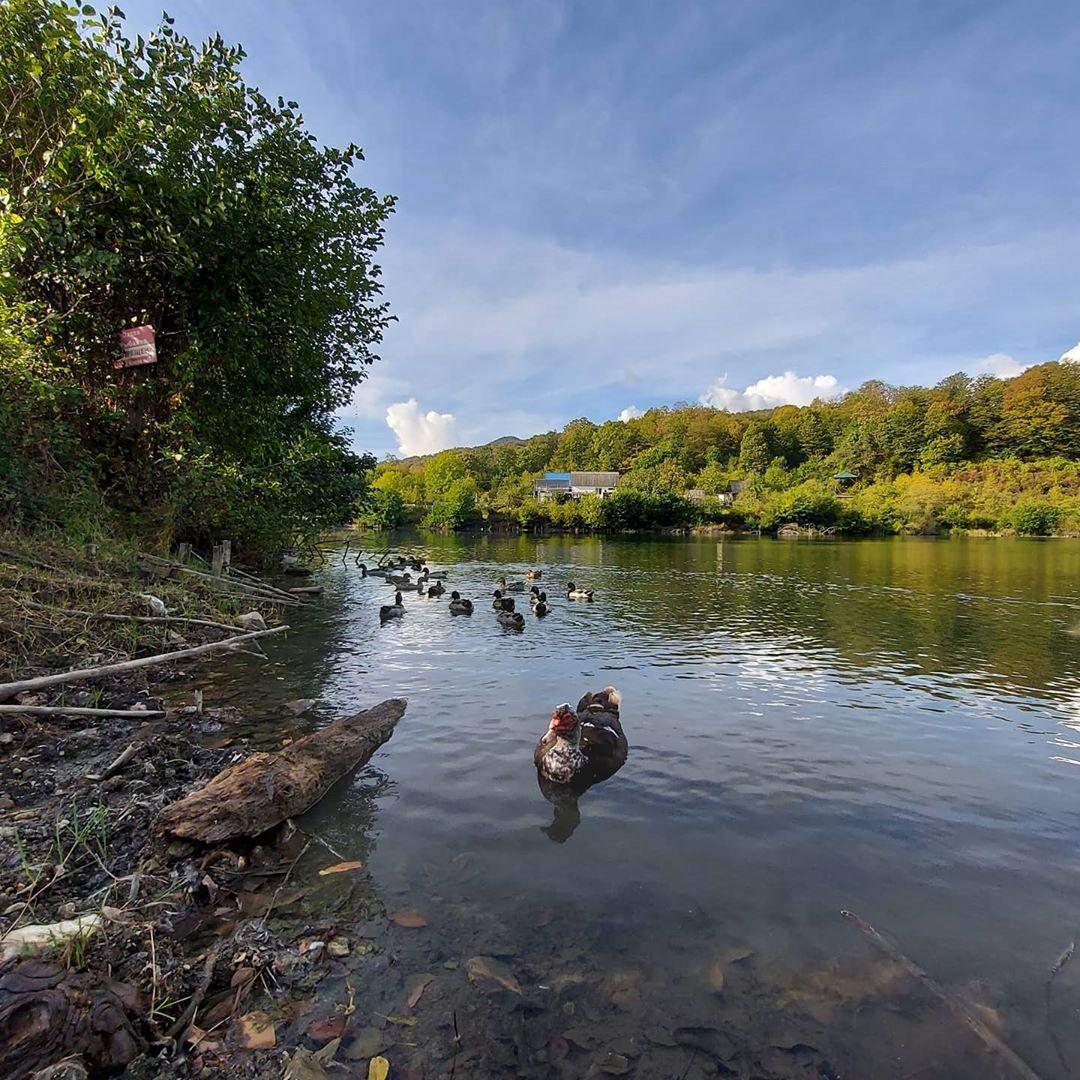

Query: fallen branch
[
  {"left": 0, "top": 625, "right": 289, "bottom": 702},
  {"left": 0, "top": 547, "right": 69, "bottom": 574},
  {"left": 0, "top": 705, "right": 166, "bottom": 719},
  {"left": 137, "top": 556, "right": 308, "bottom": 607},
  {"left": 157, "top": 697, "right": 406, "bottom": 842},
  {"left": 88, "top": 743, "right": 140, "bottom": 784},
  {"left": 20, "top": 600, "right": 258, "bottom": 634},
  {"left": 841, "top": 910, "right": 1041, "bottom": 1080},
  {"left": 166, "top": 940, "right": 223, "bottom": 1041}
]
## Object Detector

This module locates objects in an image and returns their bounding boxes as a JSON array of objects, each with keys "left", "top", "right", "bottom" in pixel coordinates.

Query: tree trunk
[
  {"left": 156, "top": 698, "right": 407, "bottom": 842},
  {"left": 0, "top": 960, "right": 142, "bottom": 1079}
]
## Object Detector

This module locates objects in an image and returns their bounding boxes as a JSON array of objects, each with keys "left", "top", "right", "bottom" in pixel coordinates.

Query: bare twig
[
  {"left": 0, "top": 625, "right": 289, "bottom": 701},
  {"left": 88, "top": 742, "right": 140, "bottom": 784},
  {"left": 841, "top": 910, "right": 1042, "bottom": 1080},
  {"left": 0, "top": 705, "right": 166, "bottom": 719},
  {"left": 260, "top": 840, "right": 311, "bottom": 929}
]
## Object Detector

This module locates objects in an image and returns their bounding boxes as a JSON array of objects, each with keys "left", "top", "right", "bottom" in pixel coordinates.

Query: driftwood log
[
  {"left": 0, "top": 960, "right": 142, "bottom": 1079},
  {"left": 156, "top": 697, "right": 407, "bottom": 842}
]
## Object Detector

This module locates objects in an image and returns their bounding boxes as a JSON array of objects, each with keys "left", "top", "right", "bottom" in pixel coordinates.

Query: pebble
[
  {"left": 0, "top": 794, "right": 14, "bottom": 810},
  {"left": 0, "top": 733, "right": 15, "bottom": 746},
  {"left": 326, "top": 938, "right": 350, "bottom": 957}
]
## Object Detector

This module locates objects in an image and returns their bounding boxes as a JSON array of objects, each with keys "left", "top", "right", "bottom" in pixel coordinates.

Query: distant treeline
[{"left": 368, "top": 362, "right": 1080, "bottom": 536}]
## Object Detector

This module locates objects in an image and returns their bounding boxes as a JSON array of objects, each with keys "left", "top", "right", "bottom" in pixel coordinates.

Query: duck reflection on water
[{"left": 534, "top": 687, "right": 628, "bottom": 843}]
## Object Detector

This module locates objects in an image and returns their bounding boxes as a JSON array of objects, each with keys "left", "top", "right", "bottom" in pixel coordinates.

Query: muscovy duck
[{"left": 534, "top": 688, "right": 627, "bottom": 785}]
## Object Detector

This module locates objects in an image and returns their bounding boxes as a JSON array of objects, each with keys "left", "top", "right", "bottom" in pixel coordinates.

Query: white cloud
[
  {"left": 385, "top": 399, "right": 458, "bottom": 457},
  {"left": 976, "top": 352, "right": 1030, "bottom": 378},
  {"left": 618, "top": 406, "right": 643, "bottom": 421},
  {"left": 700, "top": 371, "right": 845, "bottom": 411},
  {"left": 1061, "top": 342, "right": 1080, "bottom": 363}
]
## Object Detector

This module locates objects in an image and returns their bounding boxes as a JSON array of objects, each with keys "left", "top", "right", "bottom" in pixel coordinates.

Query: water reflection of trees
[{"left": 409, "top": 533, "right": 1080, "bottom": 706}]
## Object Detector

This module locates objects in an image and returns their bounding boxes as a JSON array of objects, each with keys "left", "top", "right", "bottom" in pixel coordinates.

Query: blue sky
[{"left": 123, "top": 1, "right": 1080, "bottom": 457}]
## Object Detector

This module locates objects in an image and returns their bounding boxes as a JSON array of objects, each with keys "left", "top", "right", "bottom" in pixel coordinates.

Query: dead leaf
[
  {"left": 708, "top": 960, "right": 726, "bottom": 993},
  {"left": 230, "top": 965, "right": 256, "bottom": 988},
  {"left": 316, "top": 1038, "right": 342, "bottom": 1063},
  {"left": 391, "top": 910, "right": 427, "bottom": 928},
  {"left": 368, "top": 1057, "right": 391, "bottom": 1080},
  {"left": 381, "top": 1013, "right": 417, "bottom": 1027},
  {"left": 306, "top": 1013, "right": 346, "bottom": 1041},
  {"left": 465, "top": 955, "right": 521, "bottom": 993},
  {"left": 237, "top": 1011, "right": 276, "bottom": 1049},
  {"left": 319, "top": 860, "right": 364, "bottom": 876},
  {"left": 284, "top": 1049, "right": 327, "bottom": 1080},
  {"left": 406, "top": 973, "right": 434, "bottom": 1009}
]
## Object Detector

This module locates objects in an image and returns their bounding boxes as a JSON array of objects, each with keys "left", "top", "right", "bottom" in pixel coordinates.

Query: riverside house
[{"left": 534, "top": 471, "right": 620, "bottom": 501}]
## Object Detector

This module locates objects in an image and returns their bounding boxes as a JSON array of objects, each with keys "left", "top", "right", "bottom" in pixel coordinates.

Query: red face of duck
[{"left": 549, "top": 704, "right": 577, "bottom": 737}]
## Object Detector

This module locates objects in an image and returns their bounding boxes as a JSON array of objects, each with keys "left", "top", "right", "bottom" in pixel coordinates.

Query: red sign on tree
[{"left": 115, "top": 325, "right": 157, "bottom": 368}]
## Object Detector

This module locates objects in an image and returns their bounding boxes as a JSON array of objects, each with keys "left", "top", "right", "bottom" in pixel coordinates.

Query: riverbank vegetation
[
  {"left": 369, "top": 362, "right": 1080, "bottom": 536},
  {"left": 1, "top": 0, "right": 392, "bottom": 559}
]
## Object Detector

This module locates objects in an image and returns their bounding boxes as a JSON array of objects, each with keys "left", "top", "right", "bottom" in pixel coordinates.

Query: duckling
[
  {"left": 386, "top": 571, "right": 412, "bottom": 587},
  {"left": 566, "top": 582, "right": 595, "bottom": 601},
  {"left": 449, "top": 590, "right": 473, "bottom": 615},
  {"left": 533, "top": 591, "right": 549, "bottom": 616},
  {"left": 427, "top": 580, "right": 446, "bottom": 598},
  {"left": 529, "top": 585, "right": 541, "bottom": 603},
  {"left": 526, "top": 569, "right": 543, "bottom": 580},
  {"left": 422, "top": 564, "right": 449, "bottom": 580},
  {"left": 492, "top": 588, "right": 505, "bottom": 609},
  {"left": 496, "top": 576, "right": 526, "bottom": 593},
  {"left": 379, "top": 591, "right": 405, "bottom": 622},
  {"left": 497, "top": 596, "right": 525, "bottom": 630}
]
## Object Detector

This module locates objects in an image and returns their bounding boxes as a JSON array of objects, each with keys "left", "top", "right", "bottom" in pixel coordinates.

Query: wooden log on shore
[
  {"left": 0, "top": 626, "right": 288, "bottom": 702},
  {"left": 156, "top": 697, "right": 406, "bottom": 842},
  {"left": 0, "top": 960, "right": 143, "bottom": 1078}
]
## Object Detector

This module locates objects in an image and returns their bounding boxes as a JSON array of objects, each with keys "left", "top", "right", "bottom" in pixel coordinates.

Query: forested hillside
[
  {"left": 369, "top": 361, "right": 1080, "bottom": 535},
  {"left": 0, "top": 1, "right": 392, "bottom": 555}
]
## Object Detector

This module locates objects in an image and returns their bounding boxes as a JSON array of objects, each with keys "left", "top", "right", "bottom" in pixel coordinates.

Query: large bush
[{"left": 0, "top": 1, "right": 393, "bottom": 551}]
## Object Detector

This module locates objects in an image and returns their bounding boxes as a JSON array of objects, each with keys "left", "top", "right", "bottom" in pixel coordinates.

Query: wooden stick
[
  {"left": 138, "top": 556, "right": 306, "bottom": 606},
  {"left": 0, "top": 626, "right": 289, "bottom": 702},
  {"left": 841, "top": 911, "right": 1042, "bottom": 1080},
  {"left": 0, "top": 705, "right": 166, "bottom": 719},
  {"left": 88, "top": 743, "right": 139, "bottom": 783},
  {"left": 0, "top": 547, "right": 68, "bottom": 574},
  {"left": 20, "top": 601, "right": 255, "bottom": 634}
]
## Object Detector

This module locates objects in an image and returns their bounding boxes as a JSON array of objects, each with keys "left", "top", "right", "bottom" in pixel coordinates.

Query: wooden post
[
  {"left": 211, "top": 544, "right": 225, "bottom": 577},
  {"left": 177, "top": 542, "right": 192, "bottom": 562},
  {"left": 221, "top": 540, "right": 232, "bottom": 573}
]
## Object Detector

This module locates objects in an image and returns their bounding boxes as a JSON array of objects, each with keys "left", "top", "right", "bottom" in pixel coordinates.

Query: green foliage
[
  {"left": 1009, "top": 501, "right": 1063, "bottom": 536},
  {"left": 373, "top": 361, "right": 1080, "bottom": 536},
  {"left": 423, "top": 477, "right": 478, "bottom": 531},
  {"left": 0, "top": 0, "right": 392, "bottom": 553}
]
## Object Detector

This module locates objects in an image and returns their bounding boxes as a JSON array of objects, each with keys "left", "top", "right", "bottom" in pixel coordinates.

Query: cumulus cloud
[
  {"left": 976, "top": 353, "right": 1030, "bottom": 378},
  {"left": 700, "top": 371, "right": 845, "bottom": 412},
  {"left": 618, "top": 406, "right": 643, "bottom": 421},
  {"left": 1061, "top": 342, "right": 1080, "bottom": 363},
  {"left": 385, "top": 399, "right": 458, "bottom": 456}
]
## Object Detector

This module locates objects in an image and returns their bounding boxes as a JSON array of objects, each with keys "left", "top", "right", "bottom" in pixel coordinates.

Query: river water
[{"left": 198, "top": 535, "right": 1080, "bottom": 1078}]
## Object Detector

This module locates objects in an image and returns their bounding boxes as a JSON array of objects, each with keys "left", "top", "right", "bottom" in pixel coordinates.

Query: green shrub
[{"left": 1008, "top": 501, "right": 1063, "bottom": 535}]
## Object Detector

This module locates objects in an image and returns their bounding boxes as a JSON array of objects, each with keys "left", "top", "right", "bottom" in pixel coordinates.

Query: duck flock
[
  {"left": 358, "top": 554, "right": 594, "bottom": 629},
  {"left": 356, "top": 553, "right": 623, "bottom": 790}
]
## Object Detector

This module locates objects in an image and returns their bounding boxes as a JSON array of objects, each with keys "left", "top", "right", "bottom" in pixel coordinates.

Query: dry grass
[{"left": 0, "top": 533, "right": 280, "bottom": 679}]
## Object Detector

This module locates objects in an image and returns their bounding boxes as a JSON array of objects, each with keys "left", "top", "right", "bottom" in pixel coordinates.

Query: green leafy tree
[
  {"left": 738, "top": 424, "right": 771, "bottom": 473},
  {"left": 0, "top": 0, "right": 393, "bottom": 550}
]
